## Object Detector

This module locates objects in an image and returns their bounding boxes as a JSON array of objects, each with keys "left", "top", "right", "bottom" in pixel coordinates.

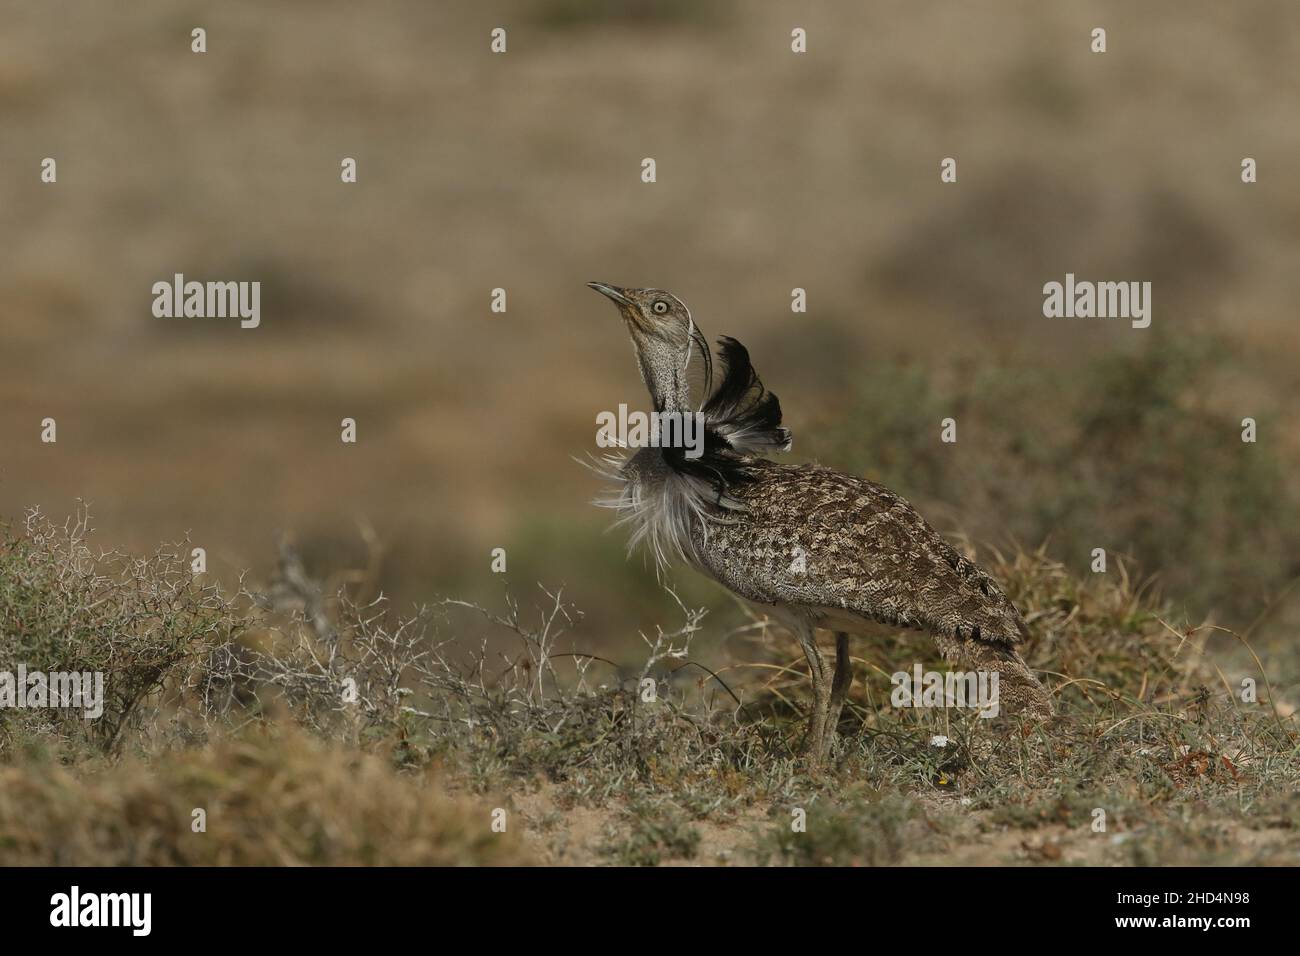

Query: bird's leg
[
  {"left": 792, "top": 621, "right": 830, "bottom": 764},
  {"left": 821, "top": 631, "right": 853, "bottom": 758}
]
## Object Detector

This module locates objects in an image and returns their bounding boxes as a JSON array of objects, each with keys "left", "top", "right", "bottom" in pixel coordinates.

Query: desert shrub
[
  {"left": 0, "top": 508, "right": 244, "bottom": 755},
  {"left": 739, "top": 541, "right": 1296, "bottom": 820},
  {"left": 3, "top": 507, "right": 1295, "bottom": 866},
  {"left": 752, "top": 788, "right": 926, "bottom": 866},
  {"left": 0, "top": 727, "right": 532, "bottom": 866},
  {"left": 599, "top": 797, "right": 700, "bottom": 866}
]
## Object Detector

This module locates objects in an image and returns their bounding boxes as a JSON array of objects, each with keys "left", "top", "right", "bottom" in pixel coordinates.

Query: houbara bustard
[{"left": 588, "top": 282, "right": 1053, "bottom": 763}]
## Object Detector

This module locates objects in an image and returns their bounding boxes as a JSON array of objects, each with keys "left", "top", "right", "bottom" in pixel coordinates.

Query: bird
[{"left": 587, "top": 281, "right": 1053, "bottom": 764}]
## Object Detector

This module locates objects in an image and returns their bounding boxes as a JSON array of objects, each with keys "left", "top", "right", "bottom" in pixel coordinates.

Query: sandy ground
[{"left": 510, "top": 782, "right": 1300, "bottom": 866}]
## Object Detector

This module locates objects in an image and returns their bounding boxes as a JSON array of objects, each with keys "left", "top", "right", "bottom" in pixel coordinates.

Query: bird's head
[{"left": 588, "top": 282, "right": 710, "bottom": 412}]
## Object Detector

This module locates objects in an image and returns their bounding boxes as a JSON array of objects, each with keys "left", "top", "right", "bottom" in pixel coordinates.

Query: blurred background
[{"left": 2, "top": 1, "right": 1297, "bottom": 679}]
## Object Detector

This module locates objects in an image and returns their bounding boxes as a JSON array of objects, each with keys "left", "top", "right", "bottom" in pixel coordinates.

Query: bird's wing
[{"left": 709, "top": 463, "right": 1029, "bottom": 645}]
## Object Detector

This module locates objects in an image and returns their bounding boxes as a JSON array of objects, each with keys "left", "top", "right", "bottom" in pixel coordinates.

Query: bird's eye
[{"left": 652, "top": 300, "right": 670, "bottom": 315}]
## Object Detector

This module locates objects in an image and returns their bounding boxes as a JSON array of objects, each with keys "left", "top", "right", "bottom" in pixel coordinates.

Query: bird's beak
[{"left": 588, "top": 281, "right": 632, "bottom": 306}]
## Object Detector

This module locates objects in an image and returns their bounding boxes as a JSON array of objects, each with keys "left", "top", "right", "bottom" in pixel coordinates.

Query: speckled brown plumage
[
  {"left": 694, "top": 459, "right": 1052, "bottom": 735},
  {"left": 697, "top": 459, "right": 1026, "bottom": 642},
  {"left": 588, "top": 282, "right": 1053, "bottom": 763}
]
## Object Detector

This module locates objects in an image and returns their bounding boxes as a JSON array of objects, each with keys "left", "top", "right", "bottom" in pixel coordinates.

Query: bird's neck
[{"left": 639, "top": 352, "right": 691, "bottom": 414}]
